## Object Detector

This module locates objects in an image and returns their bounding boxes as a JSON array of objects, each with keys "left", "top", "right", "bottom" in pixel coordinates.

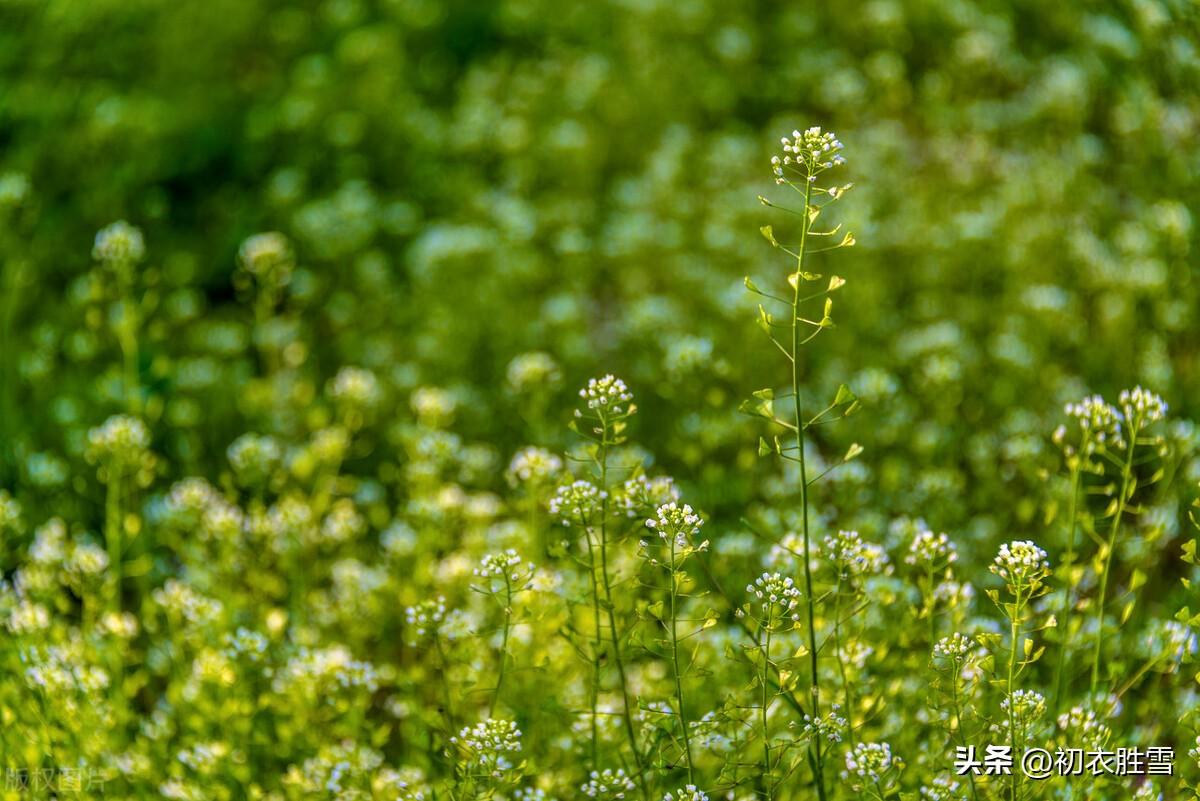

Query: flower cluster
[
  {"left": 772, "top": 126, "right": 846, "bottom": 183},
  {"left": 1119, "top": 385, "right": 1168, "bottom": 430},
  {"left": 918, "top": 776, "right": 962, "bottom": 801},
  {"left": 1056, "top": 706, "right": 1112, "bottom": 751},
  {"left": 92, "top": 220, "right": 145, "bottom": 264},
  {"left": 797, "top": 704, "right": 849, "bottom": 745},
  {"left": 548, "top": 480, "right": 605, "bottom": 526},
  {"left": 999, "top": 689, "right": 1047, "bottom": 731},
  {"left": 616, "top": 474, "right": 679, "bottom": 518},
  {"left": 506, "top": 447, "right": 563, "bottom": 485},
  {"left": 905, "top": 530, "right": 958, "bottom": 568},
  {"left": 405, "top": 597, "right": 447, "bottom": 641},
  {"left": 576, "top": 374, "right": 634, "bottom": 416},
  {"left": 990, "top": 540, "right": 1051, "bottom": 590},
  {"left": 662, "top": 786, "right": 707, "bottom": 801},
  {"left": 237, "top": 231, "right": 293, "bottom": 280},
  {"left": 823, "top": 530, "right": 889, "bottom": 577},
  {"left": 450, "top": 718, "right": 523, "bottom": 778},
  {"left": 932, "top": 633, "right": 977, "bottom": 663},
  {"left": 747, "top": 571, "right": 801, "bottom": 625},
  {"left": 844, "top": 741, "right": 897, "bottom": 782},
  {"left": 645, "top": 502, "right": 706, "bottom": 551},
  {"left": 1064, "top": 394, "right": 1123, "bottom": 446},
  {"left": 581, "top": 768, "right": 636, "bottom": 800},
  {"left": 328, "top": 366, "right": 380, "bottom": 410},
  {"left": 506, "top": 351, "right": 562, "bottom": 393},
  {"left": 86, "top": 415, "right": 151, "bottom": 471}
]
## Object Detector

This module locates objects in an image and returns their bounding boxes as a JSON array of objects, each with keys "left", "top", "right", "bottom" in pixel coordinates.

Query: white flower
[
  {"left": 577, "top": 374, "right": 634, "bottom": 415},
  {"left": 548, "top": 480, "right": 605, "bottom": 526},
  {"left": 328, "top": 366, "right": 380, "bottom": 408},
  {"left": 824, "top": 530, "right": 889, "bottom": 576},
  {"left": 845, "top": 741, "right": 894, "bottom": 781},
  {"left": 1118, "top": 385, "right": 1167, "bottom": 431},
  {"left": 662, "top": 786, "right": 707, "bottom": 801},
  {"left": 1064, "top": 394, "right": 1123, "bottom": 445},
  {"left": 237, "top": 231, "right": 292, "bottom": 278},
  {"left": 507, "top": 447, "right": 563, "bottom": 485},
  {"left": 905, "top": 530, "right": 958, "bottom": 567},
  {"left": 93, "top": 220, "right": 145, "bottom": 264},
  {"left": 773, "top": 126, "right": 846, "bottom": 182},
  {"left": 747, "top": 571, "right": 801, "bottom": 623},
  {"left": 450, "top": 718, "right": 522, "bottom": 777},
  {"left": 932, "top": 633, "right": 975, "bottom": 661},
  {"left": 645, "top": 502, "right": 706, "bottom": 550},
  {"left": 87, "top": 415, "right": 151, "bottom": 465},
  {"left": 581, "top": 768, "right": 636, "bottom": 799},
  {"left": 990, "top": 540, "right": 1050, "bottom": 585}
]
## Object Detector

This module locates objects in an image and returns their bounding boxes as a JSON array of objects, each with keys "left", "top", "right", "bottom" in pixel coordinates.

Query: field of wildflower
[{"left": 1, "top": 1, "right": 1199, "bottom": 799}]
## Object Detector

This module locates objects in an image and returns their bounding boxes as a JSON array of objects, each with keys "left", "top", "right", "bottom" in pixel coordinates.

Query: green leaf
[
  {"left": 1130, "top": 569, "right": 1146, "bottom": 591},
  {"left": 756, "top": 304, "right": 772, "bottom": 333},
  {"left": 739, "top": 395, "right": 774, "bottom": 420}
]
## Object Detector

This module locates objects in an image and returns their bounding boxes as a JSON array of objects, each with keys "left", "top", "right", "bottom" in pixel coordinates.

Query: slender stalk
[
  {"left": 583, "top": 525, "right": 603, "bottom": 770},
  {"left": 596, "top": 439, "right": 648, "bottom": 798},
  {"left": 761, "top": 626, "right": 773, "bottom": 799},
  {"left": 832, "top": 577, "right": 855, "bottom": 744},
  {"left": 792, "top": 172, "right": 827, "bottom": 801},
  {"left": 668, "top": 537, "right": 695, "bottom": 782},
  {"left": 0, "top": 258, "right": 22, "bottom": 483},
  {"left": 105, "top": 474, "right": 122, "bottom": 612},
  {"left": 1006, "top": 588, "right": 1022, "bottom": 801},
  {"left": 1090, "top": 429, "right": 1137, "bottom": 696},
  {"left": 926, "top": 564, "right": 937, "bottom": 647},
  {"left": 491, "top": 575, "right": 513, "bottom": 716},
  {"left": 949, "top": 669, "right": 980, "bottom": 801},
  {"left": 1052, "top": 462, "right": 1082, "bottom": 714}
]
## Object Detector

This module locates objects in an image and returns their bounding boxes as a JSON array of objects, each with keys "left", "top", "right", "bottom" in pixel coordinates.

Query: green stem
[
  {"left": 1052, "top": 463, "right": 1082, "bottom": 714},
  {"left": 1007, "top": 589, "right": 1022, "bottom": 801},
  {"left": 491, "top": 577, "right": 512, "bottom": 717},
  {"left": 833, "top": 577, "right": 855, "bottom": 745},
  {"left": 1090, "top": 429, "right": 1137, "bottom": 697},
  {"left": 792, "top": 172, "right": 827, "bottom": 801},
  {"left": 669, "top": 539, "right": 694, "bottom": 782},
  {"left": 950, "top": 667, "right": 980, "bottom": 801},
  {"left": 926, "top": 564, "right": 937, "bottom": 647},
  {"left": 583, "top": 525, "right": 602, "bottom": 770},
  {"left": 761, "top": 625, "right": 773, "bottom": 800},
  {"left": 597, "top": 442, "right": 648, "bottom": 799},
  {"left": 105, "top": 475, "right": 122, "bottom": 612}
]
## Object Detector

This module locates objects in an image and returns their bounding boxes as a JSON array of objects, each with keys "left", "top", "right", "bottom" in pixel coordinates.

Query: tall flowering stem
[
  {"left": 989, "top": 541, "right": 1051, "bottom": 801},
  {"left": 747, "top": 127, "right": 857, "bottom": 801},
  {"left": 1086, "top": 387, "right": 1167, "bottom": 698},
  {"left": 564, "top": 376, "right": 648, "bottom": 798},
  {"left": 473, "top": 550, "right": 535, "bottom": 716},
  {"left": 1052, "top": 395, "right": 1117, "bottom": 712},
  {"left": 644, "top": 502, "right": 709, "bottom": 782},
  {"left": 93, "top": 221, "right": 146, "bottom": 413}
]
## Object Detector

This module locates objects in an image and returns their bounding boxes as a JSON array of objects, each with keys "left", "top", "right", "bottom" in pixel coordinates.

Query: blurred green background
[{"left": 2, "top": 0, "right": 1199, "bottom": 550}]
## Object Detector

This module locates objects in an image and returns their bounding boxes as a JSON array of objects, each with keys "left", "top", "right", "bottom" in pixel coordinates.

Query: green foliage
[{"left": 0, "top": 2, "right": 1199, "bottom": 800}]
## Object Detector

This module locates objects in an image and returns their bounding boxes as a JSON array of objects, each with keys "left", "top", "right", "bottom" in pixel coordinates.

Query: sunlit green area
[{"left": 0, "top": 0, "right": 1198, "bottom": 798}]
